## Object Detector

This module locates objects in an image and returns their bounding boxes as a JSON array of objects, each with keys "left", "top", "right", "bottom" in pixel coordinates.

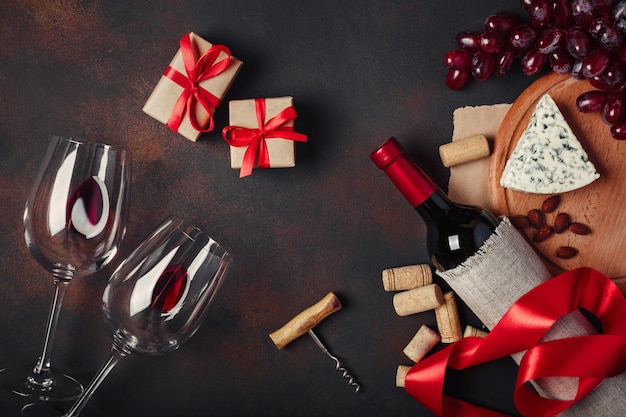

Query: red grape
[
  {"left": 612, "top": 1, "right": 626, "bottom": 21},
  {"left": 592, "top": 0, "right": 612, "bottom": 18},
  {"left": 494, "top": 46, "right": 515, "bottom": 75},
  {"left": 509, "top": 24, "right": 537, "bottom": 51},
  {"left": 480, "top": 31, "right": 505, "bottom": 53},
  {"left": 536, "top": 28, "right": 566, "bottom": 54},
  {"left": 576, "top": 90, "right": 608, "bottom": 112},
  {"left": 589, "top": 76, "right": 613, "bottom": 90},
  {"left": 589, "top": 18, "right": 622, "bottom": 51},
  {"left": 602, "top": 92, "right": 626, "bottom": 124},
  {"left": 456, "top": 31, "right": 482, "bottom": 50},
  {"left": 527, "top": 0, "right": 552, "bottom": 29},
  {"left": 571, "top": 0, "right": 595, "bottom": 28},
  {"left": 588, "top": 18, "right": 606, "bottom": 38},
  {"left": 471, "top": 50, "right": 495, "bottom": 80},
  {"left": 581, "top": 48, "right": 611, "bottom": 78},
  {"left": 549, "top": 48, "right": 573, "bottom": 73},
  {"left": 566, "top": 28, "right": 592, "bottom": 59},
  {"left": 521, "top": 48, "right": 547, "bottom": 75},
  {"left": 612, "top": 1, "right": 626, "bottom": 33},
  {"left": 552, "top": 0, "right": 573, "bottom": 29},
  {"left": 444, "top": 49, "right": 472, "bottom": 69},
  {"left": 610, "top": 122, "right": 626, "bottom": 139},
  {"left": 484, "top": 13, "right": 517, "bottom": 34},
  {"left": 446, "top": 68, "right": 471, "bottom": 90}
]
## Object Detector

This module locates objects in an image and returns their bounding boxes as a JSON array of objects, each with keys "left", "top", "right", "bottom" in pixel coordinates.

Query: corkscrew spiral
[{"left": 308, "top": 330, "right": 361, "bottom": 392}]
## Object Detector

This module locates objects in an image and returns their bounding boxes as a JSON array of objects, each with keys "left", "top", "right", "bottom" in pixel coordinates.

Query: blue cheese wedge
[{"left": 500, "top": 94, "right": 599, "bottom": 194}]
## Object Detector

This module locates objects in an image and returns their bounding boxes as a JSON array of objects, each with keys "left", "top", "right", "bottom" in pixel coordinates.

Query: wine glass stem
[
  {"left": 30, "top": 275, "right": 71, "bottom": 386},
  {"left": 63, "top": 347, "right": 126, "bottom": 417}
]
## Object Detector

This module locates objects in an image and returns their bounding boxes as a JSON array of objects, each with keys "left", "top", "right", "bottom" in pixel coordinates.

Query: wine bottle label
[{"left": 447, "top": 235, "right": 461, "bottom": 251}]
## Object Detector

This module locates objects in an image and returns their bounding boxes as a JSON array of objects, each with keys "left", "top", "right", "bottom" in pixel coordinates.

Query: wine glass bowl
[
  {"left": 103, "top": 219, "right": 231, "bottom": 356},
  {"left": 0, "top": 135, "right": 131, "bottom": 401},
  {"left": 24, "top": 138, "right": 130, "bottom": 278}
]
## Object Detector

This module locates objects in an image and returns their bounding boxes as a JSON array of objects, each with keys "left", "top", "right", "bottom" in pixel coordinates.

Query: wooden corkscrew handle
[{"left": 269, "top": 292, "right": 342, "bottom": 350}]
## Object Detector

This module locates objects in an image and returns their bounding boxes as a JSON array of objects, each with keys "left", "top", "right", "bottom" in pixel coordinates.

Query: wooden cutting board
[{"left": 489, "top": 72, "right": 626, "bottom": 290}]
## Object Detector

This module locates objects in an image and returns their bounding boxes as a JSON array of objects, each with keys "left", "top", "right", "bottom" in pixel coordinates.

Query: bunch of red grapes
[{"left": 444, "top": 0, "right": 626, "bottom": 139}]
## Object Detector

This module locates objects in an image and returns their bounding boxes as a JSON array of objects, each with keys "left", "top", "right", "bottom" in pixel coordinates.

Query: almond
[
  {"left": 569, "top": 222, "right": 591, "bottom": 235},
  {"left": 541, "top": 195, "right": 560, "bottom": 213},
  {"left": 534, "top": 225, "right": 554, "bottom": 242},
  {"left": 553, "top": 213, "right": 570, "bottom": 234},
  {"left": 527, "top": 209, "right": 545, "bottom": 230},
  {"left": 556, "top": 246, "right": 578, "bottom": 259},
  {"left": 510, "top": 215, "right": 529, "bottom": 229}
]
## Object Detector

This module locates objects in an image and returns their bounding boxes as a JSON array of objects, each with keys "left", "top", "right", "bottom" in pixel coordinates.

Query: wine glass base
[
  {"left": 21, "top": 403, "right": 64, "bottom": 417},
  {"left": 0, "top": 367, "right": 84, "bottom": 402}
]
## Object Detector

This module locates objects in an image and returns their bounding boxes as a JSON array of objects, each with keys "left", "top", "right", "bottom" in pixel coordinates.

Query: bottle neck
[
  {"left": 376, "top": 151, "right": 439, "bottom": 207},
  {"left": 371, "top": 137, "right": 448, "bottom": 210}
]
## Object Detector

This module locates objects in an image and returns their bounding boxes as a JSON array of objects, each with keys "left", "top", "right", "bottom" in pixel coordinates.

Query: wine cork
[
  {"left": 382, "top": 264, "right": 432, "bottom": 291},
  {"left": 396, "top": 365, "right": 411, "bottom": 388},
  {"left": 392, "top": 284, "right": 444, "bottom": 316},
  {"left": 403, "top": 325, "right": 441, "bottom": 363},
  {"left": 438, "top": 134, "right": 490, "bottom": 168},
  {"left": 434, "top": 292, "right": 463, "bottom": 343},
  {"left": 463, "top": 325, "right": 488, "bottom": 338}
]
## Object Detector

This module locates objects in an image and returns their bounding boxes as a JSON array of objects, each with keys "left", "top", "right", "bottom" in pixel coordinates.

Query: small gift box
[
  {"left": 143, "top": 32, "right": 243, "bottom": 142},
  {"left": 223, "top": 96, "right": 307, "bottom": 177}
]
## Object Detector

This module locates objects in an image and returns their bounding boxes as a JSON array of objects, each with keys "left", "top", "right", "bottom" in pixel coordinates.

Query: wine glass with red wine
[
  {"left": 22, "top": 217, "right": 232, "bottom": 417},
  {"left": 0, "top": 136, "right": 131, "bottom": 401}
]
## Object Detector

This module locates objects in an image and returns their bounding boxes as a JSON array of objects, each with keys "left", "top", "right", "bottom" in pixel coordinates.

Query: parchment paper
[{"left": 448, "top": 103, "right": 511, "bottom": 214}]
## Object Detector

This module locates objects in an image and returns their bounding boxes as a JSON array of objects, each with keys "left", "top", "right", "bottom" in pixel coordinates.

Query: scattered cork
[
  {"left": 392, "top": 284, "right": 444, "bottom": 316},
  {"left": 438, "top": 134, "right": 490, "bottom": 168},
  {"left": 463, "top": 325, "right": 488, "bottom": 338},
  {"left": 434, "top": 292, "right": 463, "bottom": 343},
  {"left": 382, "top": 264, "right": 432, "bottom": 291},
  {"left": 396, "top": 365, "right": 411, "bottom": 388},
  {"left": 403, "top": 325, "right": 441, "bottom": 363}
]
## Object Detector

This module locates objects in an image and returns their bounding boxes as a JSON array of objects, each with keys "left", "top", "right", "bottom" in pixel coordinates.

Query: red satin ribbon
[
  {"left": 222, "top": 98, "right": 307, "bottom": 177},
  {"left": 405, "top": 267, "right": 626, "bottom": 417},
  {"left": 163, "top": 32, "right": 232, "bottom": 134}
]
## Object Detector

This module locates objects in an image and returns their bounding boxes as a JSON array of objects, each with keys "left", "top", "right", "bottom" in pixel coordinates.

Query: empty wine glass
[
  {"left": 22, "top": 217, "right": 232, "bottom": 417},
  {"left": 0, "top": 136, "right": 131, "bottom": 401}
]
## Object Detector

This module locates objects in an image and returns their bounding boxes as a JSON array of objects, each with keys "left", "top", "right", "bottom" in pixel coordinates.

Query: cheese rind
[{"left": 500, "top": 94, "right": 599, "bottom": 194}]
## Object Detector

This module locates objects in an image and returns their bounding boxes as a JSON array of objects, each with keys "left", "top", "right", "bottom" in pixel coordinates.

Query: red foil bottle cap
[
  {"left": 370, "top": 137, "right": 437, "bottom": 207},
  {"left": 370, "top": 137, "right": 405, "bottom": 169}
]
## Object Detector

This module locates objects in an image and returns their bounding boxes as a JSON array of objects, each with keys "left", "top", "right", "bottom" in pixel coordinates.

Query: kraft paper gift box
[
  {"left": 225, "top": 96, "right": 306, "bottom": 177},
  {"left": 143, "top": 32, "right": 243, "bottom": 142}
]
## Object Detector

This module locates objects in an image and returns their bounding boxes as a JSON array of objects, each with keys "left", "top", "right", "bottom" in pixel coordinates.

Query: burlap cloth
[{"left": 438, "top": 105, "right": 626, "bottom": 416}]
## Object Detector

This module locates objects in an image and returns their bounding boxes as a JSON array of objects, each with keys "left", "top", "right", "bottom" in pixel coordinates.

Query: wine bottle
[{"left": 370, "top": 137, "right": 498, "bottom": 271}]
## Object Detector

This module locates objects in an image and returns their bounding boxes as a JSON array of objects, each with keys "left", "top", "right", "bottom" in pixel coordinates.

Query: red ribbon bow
[
  {"left": 222, "top": 98, "right": 307, "bottom": 177},
  {"left": 163, "top": 32, "right": 232, "bottom": 134},
  {"left": 405, "top": 267, "right": 626, "bottom": 417}
]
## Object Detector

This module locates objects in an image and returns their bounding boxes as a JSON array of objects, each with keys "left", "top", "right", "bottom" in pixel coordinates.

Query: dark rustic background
[{"left": 0, "top": 1, "right": 536, "bottom": 416}]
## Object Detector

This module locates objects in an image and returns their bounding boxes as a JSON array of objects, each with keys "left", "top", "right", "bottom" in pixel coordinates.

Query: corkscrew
[{"left": 269, "top": 292, "right": 362, "bottom": 393}]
